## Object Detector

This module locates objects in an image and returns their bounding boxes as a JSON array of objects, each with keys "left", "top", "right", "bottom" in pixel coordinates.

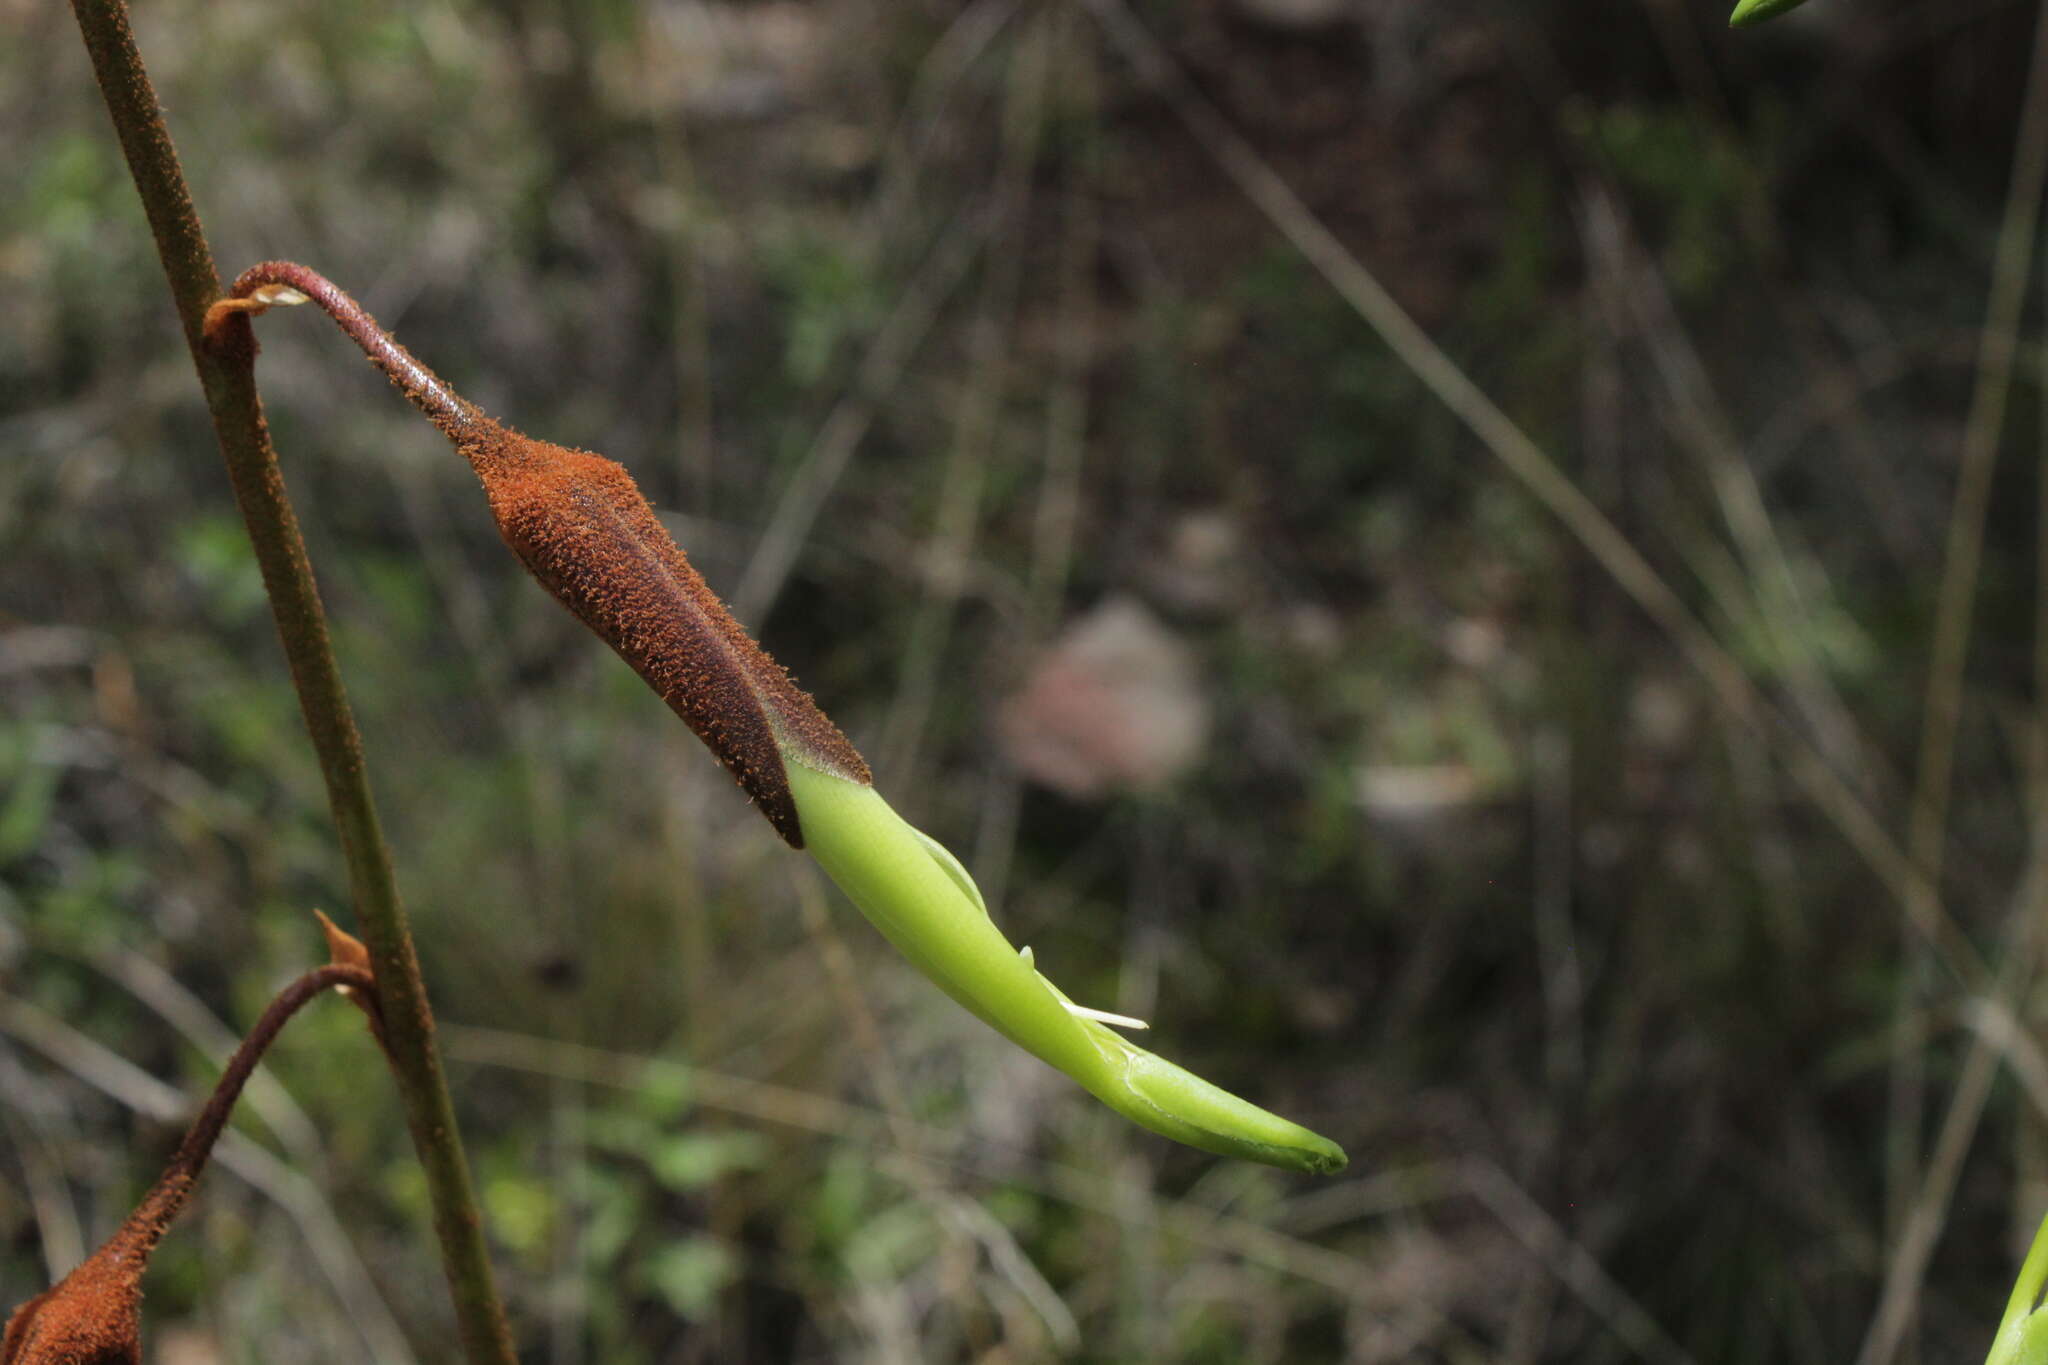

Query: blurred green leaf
[
  {"left": 648, "top": 1131, "right": 768, "bottom": 1192},
  {"left": 805, "top": 1147, "right": 875, "bottom": 1255},
  {"left": 642, "top": 1237, "right": 736, "bottom": 1321},
  {"left": 482, "top": 1172, "right": 556, "bottom": 1259},
  {"left": 0, "top": 741, "right": 58, "bottom": 865},
  {"left": 579, "top": 1166, "right": 642, "bottom": 1269},
  {"left": 632, "top": 1066, "right": 695, "bottom": 1122},
  {"left": 175, "top": 514, "right": 269, "bottom": 624}
]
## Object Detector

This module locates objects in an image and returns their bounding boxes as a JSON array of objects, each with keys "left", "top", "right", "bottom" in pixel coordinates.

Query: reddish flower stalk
[
  {"left": 1, "top": 963, "right": 377, "bottom": 1365},
  {"left": 204, "top": 263, "right": 870, "bottom": 847}
]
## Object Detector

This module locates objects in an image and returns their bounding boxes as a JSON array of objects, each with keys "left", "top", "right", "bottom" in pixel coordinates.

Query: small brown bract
[{"left": 1, "top": 1174, "right": 189, "bottom": 1365}]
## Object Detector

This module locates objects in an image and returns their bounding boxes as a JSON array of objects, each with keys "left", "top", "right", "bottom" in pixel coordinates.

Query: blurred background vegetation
[{"left": 6, "top": 0, "right": 2048, "bottom": 1359}]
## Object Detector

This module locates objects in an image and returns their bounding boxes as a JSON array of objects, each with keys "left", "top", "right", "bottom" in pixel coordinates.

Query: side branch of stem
[{"left": 208, "top": 261, "right": 480, "bottom": 434}]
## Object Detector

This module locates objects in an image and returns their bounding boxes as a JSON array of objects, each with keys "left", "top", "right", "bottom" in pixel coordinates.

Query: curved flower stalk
[
  {"left": 204, "top": 264, "right": 1347, "bottom": 1175},
  {"left": 2, "top": 957, "right": 376, "bottom": 1365},
  {"left": 1728, "top": 0, "right": 1814, "bottom": 27}
]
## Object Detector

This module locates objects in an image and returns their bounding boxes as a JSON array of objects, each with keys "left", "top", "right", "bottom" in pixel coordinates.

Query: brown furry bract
[
  {"left": 455, "top": 417, "right": 870, "bottom": 846},
  {"left": 0, "top": 1175, "right": 188, "bottom": 1365}
]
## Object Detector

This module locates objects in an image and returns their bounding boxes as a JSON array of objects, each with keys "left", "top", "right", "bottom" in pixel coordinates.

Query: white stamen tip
[{"left": 1063, "top": 1002, "right": 1150, "bottom": 1031}]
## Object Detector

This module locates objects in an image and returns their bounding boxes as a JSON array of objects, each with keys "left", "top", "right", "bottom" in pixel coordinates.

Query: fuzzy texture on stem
[
  {"left": 1, "top": 965, "right": 374, "bottom": 1365},
  {"left": 65, "top": 7, "right": 516, "bottom": 1361},
  {"left": 211, "top": 261, "right": 871, "bottom": 846}
]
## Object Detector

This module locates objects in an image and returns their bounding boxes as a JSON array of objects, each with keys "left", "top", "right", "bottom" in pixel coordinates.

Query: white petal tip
[{"left": 1063, "top": 1002, "right": 1150, "bottom": 1031}]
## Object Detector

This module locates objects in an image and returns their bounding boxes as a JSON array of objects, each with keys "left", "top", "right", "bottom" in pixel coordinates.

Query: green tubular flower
[
  {"left": 211, "top": 260, "right": 1347, "bottom": 1176},
  {"left": 1728, "top": 0, "right": 1814, "bottom": 27},
  {"left": 785, "top": 759, "right": 1348, "bottom": 1175}
]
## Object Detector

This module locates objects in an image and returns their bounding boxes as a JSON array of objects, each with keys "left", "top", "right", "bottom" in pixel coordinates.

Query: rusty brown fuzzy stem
[
  {"left": 1, "top": 965, "right": 375, "bottom": 1365},
  {"left": 209, "top": 262, "right": 478, "bottom": 435},
  {"left": 68, "top": 5, "right": 515, "bottom": 1361},
  {"left": 168, "top": 964, "right": 378, "bottom": 1178},
  {"left": 215, "top": 261, "right": 871, "bottom": 845}
]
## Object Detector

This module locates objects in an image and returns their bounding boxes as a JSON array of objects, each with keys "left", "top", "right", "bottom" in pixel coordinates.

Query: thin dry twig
[
  {"left": 1908, "top": 0, "right": 2048, "bottom": 891},
  {"left": 1853, "top": 5, "right": 2048, "bottom": 1357},
  {"left": 1531, "top": 728, "right": 1583, "bottom": 1096},
  {"left": 864, "top": 0, "right": 1026, "bottom": 250},
  {"left": 1462, "top": 1158, "right": 1696, "bottom": 1365},
  {"left": 1578, "top": 187, "right": 1869, "bottom": 780},
  {"left": 1627, "top": 0, "right": 1924, "bottom": 567},
  {"left": 878, "top": 11, "right": 1049, "bottom": 785},
  {"left": 789, "top": 860, "right": 917, "bottom": 1146},
  {"left": 731, "top": 216, "right": 988, "bottom": 627},
  {"left": 0, "top": 1056, "right": 86, "bottom": 1280},
  {"left": 1857, "top": 802, "right": 2048, "bottom": 1362},
  {"left": 1858, "top": 1030, "right": 2005, "bottom": 1365},
  {"left": 973, "top": 1, "right": 1100, "bottom": 911}
]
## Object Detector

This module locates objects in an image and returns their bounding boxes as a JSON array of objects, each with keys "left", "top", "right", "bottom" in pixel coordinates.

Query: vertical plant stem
[{"left": 67, "top": 4, "right": 516, "bottom": 1361}]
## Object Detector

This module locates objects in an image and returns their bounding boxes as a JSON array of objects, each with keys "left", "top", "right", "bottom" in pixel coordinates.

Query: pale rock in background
[{"left": 997, "top": 597, "right": 1210, "bottom": 799}]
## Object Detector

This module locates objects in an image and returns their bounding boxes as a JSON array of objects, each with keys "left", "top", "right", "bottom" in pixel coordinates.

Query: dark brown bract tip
[{"left": 454, "top": 417, "right": 869, "bottom": 847}]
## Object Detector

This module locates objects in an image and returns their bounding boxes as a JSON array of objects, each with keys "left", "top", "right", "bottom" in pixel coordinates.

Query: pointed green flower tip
[
  {"left": 1729, "top": 0, "right": 1813, "bottom": 27},
  {"left": 784, "top": 760, "right": 1347, "bottom": 1175}
]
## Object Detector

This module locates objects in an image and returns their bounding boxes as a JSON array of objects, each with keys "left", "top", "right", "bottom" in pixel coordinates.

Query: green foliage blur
[{"left": 6, "top": 0, "right": 2048, "bottom": 1360}]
